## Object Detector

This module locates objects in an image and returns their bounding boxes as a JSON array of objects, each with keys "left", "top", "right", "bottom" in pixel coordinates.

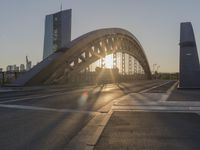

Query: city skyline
[{"left": 1, "top": 0, "right": 200, "bottom": 72}]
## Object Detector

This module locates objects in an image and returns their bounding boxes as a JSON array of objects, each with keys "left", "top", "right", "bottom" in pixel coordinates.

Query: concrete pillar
[{"left": 179, "top": 22, "right": 200, "bottom": 88}]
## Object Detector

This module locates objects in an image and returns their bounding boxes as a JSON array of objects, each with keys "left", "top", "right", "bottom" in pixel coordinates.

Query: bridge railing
[
  {"left": 68, "top": 72, "right": 146, "bottom": 84},
  {"left": 0, "top": 71, "right": 146, "bottom": 86}
]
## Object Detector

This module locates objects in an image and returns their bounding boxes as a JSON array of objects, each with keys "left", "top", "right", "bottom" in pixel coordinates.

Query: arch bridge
[{"left": 14, "top": 28, "right": 152, "bottom": 86}]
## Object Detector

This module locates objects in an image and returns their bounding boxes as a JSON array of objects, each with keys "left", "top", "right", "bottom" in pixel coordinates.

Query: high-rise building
[
  {"left": 43, "top": 9, "right": 72, "bottom": 59},
  {"left": 6, "top": 65, "right": 19, "bottom": 72},
  {"left": 6, "top": 65, "right": 12, "bottom": 72},
  {"left": 26, "top": 56, "right": 32, "bottom": 71},
  {"left": 20, "top": 64, "right": 25, "bottom": 72}
]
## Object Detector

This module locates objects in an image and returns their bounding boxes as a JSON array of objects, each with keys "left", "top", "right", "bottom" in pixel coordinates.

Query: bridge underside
[{"left": 13, "top": 28, "right": 152, "bottom": 86}]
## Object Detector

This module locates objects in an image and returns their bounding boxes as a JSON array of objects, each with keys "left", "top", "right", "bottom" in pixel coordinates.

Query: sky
[{"left": 1, "top": 0, "right": 200, "bottom": 72}]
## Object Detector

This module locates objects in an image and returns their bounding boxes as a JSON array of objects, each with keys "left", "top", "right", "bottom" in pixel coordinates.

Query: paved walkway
[
  {"left": 95, "top": 111, "right": 200, "bottom": 150},
  {"left": 65, "top": 81, "right": 200, "bottom": 150},
  {"left": 94, "top": 86, "right": 200, "bottom": 150}
]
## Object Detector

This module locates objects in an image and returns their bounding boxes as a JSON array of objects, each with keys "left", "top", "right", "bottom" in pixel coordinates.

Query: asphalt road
[
  {"left": 0, "top": 80, "right": 170, "bottom": 150},
  {"left": 168, "top": 88, "right": 200, "bottom": 101},
  {"left": 95, "top": 112, "right": 200, "bottom": 150}
]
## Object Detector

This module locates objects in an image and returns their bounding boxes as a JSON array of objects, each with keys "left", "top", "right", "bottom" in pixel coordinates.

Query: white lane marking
[
  {"left": 166, "top": 81, "right": 178, "bottom": 94},
  {"left": 0, "top": 92, "right": 68, "bottom": 103},
  {"left": 0, "top": 84, "right": 114, "bottom": 104},
  {"left": 0, "top": 82, "right": 167, "bottom": 104},
  {"left": 139, "top": 81, "right": 171, "bottom": 93},
  {"left": 164, "top": 101, "right": 200, "bottom": 106},
  {"left": 0, "top": 89, "right": 15, "bottom": 92},
  {"left": 66, "top": 110, "right": 113, "bottom": 149},
  {"left": 112, "top": 105, "right": 200, "bottom": 112},
  {"left": 0, "top": 88, "right": 91, "bottom": 104},
  {"left": 0, "top": 104, "right": 97, "bottom": 114},
  {"left": 159, "top": 94, "right": 169, "bottom": 102},
  {"left": 159, "top": 81, "right": 178, "bottom": 102}
]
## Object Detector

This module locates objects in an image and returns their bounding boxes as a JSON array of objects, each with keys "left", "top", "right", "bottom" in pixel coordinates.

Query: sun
[{"left": 104, "top": 54, "right": 113, "bottom": 68}]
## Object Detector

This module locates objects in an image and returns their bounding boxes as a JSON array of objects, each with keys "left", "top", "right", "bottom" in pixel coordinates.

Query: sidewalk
[
  {"left": 95, "top": 90, "right": 200, "bottom": 150},
  {"left": 95, "top": 111, "right": 200, "bottom": 150},
  {"left": 65, "top": 82, "right": 200, "bottom": 150}
]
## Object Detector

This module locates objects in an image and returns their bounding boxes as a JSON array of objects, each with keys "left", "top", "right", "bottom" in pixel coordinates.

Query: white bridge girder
[{"left": 13, "top": 28, "right": 152, "bottom": 86}]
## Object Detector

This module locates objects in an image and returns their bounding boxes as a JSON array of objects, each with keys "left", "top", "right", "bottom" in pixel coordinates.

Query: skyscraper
[
  {"left": 20, "top": 64, "right": 25, "bottom": 72},
  {"left": 26, "top": 56, "right": 32, "bottom": 71},
  {"left": 43, "top": 9, "right": 72, "bottom": 59}
]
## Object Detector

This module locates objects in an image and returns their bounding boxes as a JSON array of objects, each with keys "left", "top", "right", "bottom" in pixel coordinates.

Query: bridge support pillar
[
  {"left": 179, "top": 22, "right": 200, "bottom": 88},
  {"left": 122, "top": 52, "right": 125, "bottom": 75},
  {"left": 113, "top": 52, "right": 117, "bottom": 69},
  {"left": 128, "top": 55, "right": 132, "bottom": 75},
  {"left": 134, "top": 58, "right": 137, "bottom": 74}
]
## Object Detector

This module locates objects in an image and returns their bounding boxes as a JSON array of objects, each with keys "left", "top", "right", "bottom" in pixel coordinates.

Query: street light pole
[{"left": 152, "top": 64, "right": 157, "bottom": 79}]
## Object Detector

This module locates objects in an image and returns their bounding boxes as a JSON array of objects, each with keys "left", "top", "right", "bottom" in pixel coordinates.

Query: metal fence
[{"left": 0, "top": 71, "right": 146, "bottom": 86}]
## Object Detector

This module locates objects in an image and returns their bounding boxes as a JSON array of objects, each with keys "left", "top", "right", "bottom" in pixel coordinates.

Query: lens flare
[{"left": 78, "top": 91, "right": 89, "bottom": 107}]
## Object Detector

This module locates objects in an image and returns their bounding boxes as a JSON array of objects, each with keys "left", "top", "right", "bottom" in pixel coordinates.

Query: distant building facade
[
  {"left": 6, "top": 65, "right": 12, "bottom": 72},
  {"left": 43, "top": 9, "right": 72, "bottom": 59},
  {"left": 6, "top": 65, "right": 19, "bottom": 72},
  {"left": 26, "top": 56, "right": 32, "bottom": 71},
  {"left": 4, "top": 56, "right": 32, "bottom": 73},
  {"left": 20, "top": 64, "right": 25, "bottom": 72}
]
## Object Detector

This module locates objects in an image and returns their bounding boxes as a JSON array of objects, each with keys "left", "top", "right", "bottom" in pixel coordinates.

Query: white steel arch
[{"left": 14, "top": 28, "right": 152, "bottom": 86}]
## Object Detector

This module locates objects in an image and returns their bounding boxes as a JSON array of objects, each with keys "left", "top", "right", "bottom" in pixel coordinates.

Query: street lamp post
[
  {"left": 152, "top": 64, "right": 157, "bottom": 79},
  {"left": 155, "top": 65, "right": 160, "bottom": 80}
]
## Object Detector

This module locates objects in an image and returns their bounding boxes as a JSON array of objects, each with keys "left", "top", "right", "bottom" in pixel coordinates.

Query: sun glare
[{"left": 104, "top": 55, "right": 113, "bottom": 68}]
